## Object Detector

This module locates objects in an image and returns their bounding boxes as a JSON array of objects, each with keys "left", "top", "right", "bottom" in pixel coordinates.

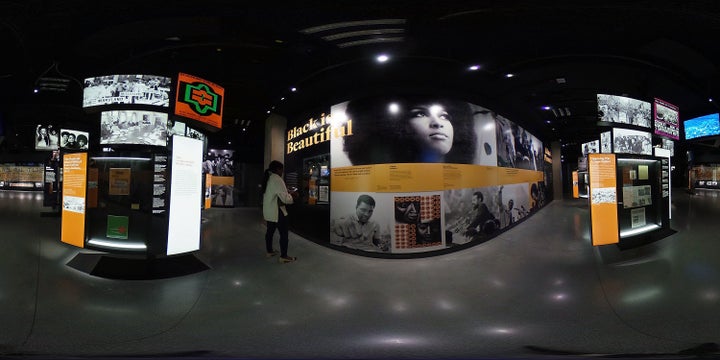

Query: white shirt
[{"left": 262, "top": 172, "right": 294, "bottom": 222}]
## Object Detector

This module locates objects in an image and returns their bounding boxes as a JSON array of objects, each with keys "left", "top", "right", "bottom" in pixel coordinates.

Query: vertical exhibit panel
[
  {"left": 61, "top": 152, "right": 88, "bottom": 247},
  {"left": 167, "top": 136, "right": 203, "bottom": 255},
  {"left": 588, "top": 153, "right": 619, "bottom": 246}
]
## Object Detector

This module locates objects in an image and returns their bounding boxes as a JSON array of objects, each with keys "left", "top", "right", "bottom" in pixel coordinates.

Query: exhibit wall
[{"left": 284, "top": 94, "right": 551, "bottom": 257}]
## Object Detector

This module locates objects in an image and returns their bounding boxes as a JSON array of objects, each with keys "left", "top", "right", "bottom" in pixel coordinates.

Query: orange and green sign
[{"left": 175, "top": 72, "right": 224, "bottom": 129}]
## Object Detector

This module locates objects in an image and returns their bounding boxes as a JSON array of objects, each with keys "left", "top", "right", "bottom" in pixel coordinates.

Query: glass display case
[{"left": 616, "top": 156, "right": 665, "bottom": 240}]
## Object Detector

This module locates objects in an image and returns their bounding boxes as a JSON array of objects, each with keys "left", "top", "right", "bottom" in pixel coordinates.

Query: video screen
[
  {"left": 100, "top": 110, "right": 168, "bottom": 147},
  {"left": 684, "top": 113, "right": 720, "bottom": 140},
  {"left": 59, "top": 129, "right": 90, "bottom": 150},
  {"left": 35, "top": 124, "right": 59, "bottom": 151},
  {"left": 597, "top": 94, "right": 651, "bottom": 128},
  {"left": 653, "top": 98, "right": 679, "bottom": 140},
  {"left": 612, "top": 128, "right": 652, "bottom": 155},
  {"left": 83, "top": 74, "right": 171, "bottom": 108}
]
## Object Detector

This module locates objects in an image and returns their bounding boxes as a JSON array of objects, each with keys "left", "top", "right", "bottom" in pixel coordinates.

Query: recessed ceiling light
[
  {"left": 376, "top": 54, "right": 390, "bottom": 63},
  {"left": 290, "top": 87, "right": 297, "bottom": 92},
  {"left": 542, "top": 106, "right": 551, "bottom": 110},
  {"left": 709, "top": 98, "right": 714, "bottom": 102},
  {"left": 468, "top": 65, "right": 480, "bottom": 71},
  {"left": 505, "top": 73, "right": 514, "bottom": 78},
  {"left": 280, "top": 97, "right": 285, "bottom": 101}
]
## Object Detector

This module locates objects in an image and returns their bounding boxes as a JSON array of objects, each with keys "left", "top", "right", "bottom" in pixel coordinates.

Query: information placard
[{"left": 588, "top": 154, "right": 619, "bottom": 246}]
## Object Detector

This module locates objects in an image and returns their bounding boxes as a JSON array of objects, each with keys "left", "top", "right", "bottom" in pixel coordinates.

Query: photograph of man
[
  {"left": 495, "top": 117, "right": 543, "bottom": 171},
  {"left": 330, "top": 194, "right": 389, "bottom": 252},
  {"left": 444, "top": 186, "right": 505, "bottom": 245}
]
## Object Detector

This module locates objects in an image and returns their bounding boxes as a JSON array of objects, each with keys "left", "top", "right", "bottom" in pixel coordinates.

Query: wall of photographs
[{"left": 285, "top": 94, "right": 550, "bottom": 256}]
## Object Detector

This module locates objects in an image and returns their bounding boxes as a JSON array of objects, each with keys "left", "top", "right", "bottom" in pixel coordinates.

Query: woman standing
[{"left": 262, "top": 160, "right": 297, "bottom": 263}]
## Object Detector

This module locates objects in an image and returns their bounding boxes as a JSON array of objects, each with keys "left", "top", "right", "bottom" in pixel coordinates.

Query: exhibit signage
[
  {"left": 588, "top": 153, "right": 619, "bottom": 246},
  {"left": 61, "top": 152, "right": 87, "bottom": 248},
  {"left": 167, "top": 136, "right": 203, "bottom": 255},
  {"left": 175, "top": 72, "right": 224, "bottom": 129}
]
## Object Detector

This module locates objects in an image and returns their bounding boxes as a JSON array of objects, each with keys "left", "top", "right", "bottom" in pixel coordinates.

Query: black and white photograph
[
  {"left": 662, "top": 138, "right": 675, "bottom": 156},
  {"left": 444, "top": 185, "right": 530, "bottom": 245},
  {"left": 186, "top": 127, "right": 206, "bottom": 141},
  {"left": 470, "top": 103, "right": 498, "bottom": 166},
  {"left": 612, "top": 128, "right": 653, "bottom": 155},
  {"left": 167, "top": 119, "right": 187, "bottom": 139},
  {"left": 62, "top": 195, "right": 85, "bottom": 214},
  {"left": 100, "top": 110, "right": 168, "bottom": 147},
  {"left": 83, "top": 74, "right": 171, "bottom": 108},
  {"left": 597, "top": 94, "right": 652, "bottom": 128},
  {"left": 205, "top": 149, "right": 234, "bottom": 176},
  {"left": 581, "top": 140, "right": 599, "bottom": 156},
  {"left": 591, "top": 187, "right": 616, "bottom": 204},
  {"left": 331, "top": 95, "right": 479, "bottom": 167},
  {"left": 630, "top": 207, "right": 647, "bottom": 228},
  {"left": 329, "top": 192, "right": 392, "bottom": 252},
  {"left": 59, "top": 129, "right": 89, "bottom": 150},
  {"left": 653, "top": 98, "right": 680, "bottom": 140},
  {"left": 34, "top": 124, "right": 59, "bottom": 151},
  {"left": 600, "top": 131, "right": 612, "bottom": 153},
  {"left": 495, "top": 116, "right": 543, "bottom": 171},
  {"left": 622, "top": 185, "right": 652, "bottom": 208}
]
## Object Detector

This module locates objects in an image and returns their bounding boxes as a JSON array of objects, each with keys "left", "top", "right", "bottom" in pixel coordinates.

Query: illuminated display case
[
  {"left": 85, "top": 151, "right": 164, "bottom": 253},
  {"left": 615, "top": 156, "right": 669, "bottom": 248}
]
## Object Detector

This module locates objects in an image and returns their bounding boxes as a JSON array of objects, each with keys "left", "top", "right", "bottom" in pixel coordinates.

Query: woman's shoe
[
  {"left": 266, "top": 250, "right": 279, "bottom": 258},
  {"left": 279, "top": 256, "right": 297, "bottom": 263}
]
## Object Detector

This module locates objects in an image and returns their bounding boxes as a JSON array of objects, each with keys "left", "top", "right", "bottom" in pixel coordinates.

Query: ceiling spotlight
[
  {"left": 267, "top": 110, "right": 271, "bottom": 114},
  {"left": 505, "top": 73, "right": 514, "bottom": 78},
  {"left": 542, "top": 106, "right": 551, "bottom": 110},
  {"left": 376, "top": 54, "right": 390, "bottom": 63},
  {"left": 709, "top": 98, "right": 714, "bottom": 102},
  {"left": 33, "top": 89, "right": 39, "bottom": 93},
  {"left": 468, "top": 65, "right": 481, "bottom": 71},
  {"left": 281, "top": 97, "right": 285, "bottom": 101},
  {"left": 290, "top": 87, "right": 297, "bottom": 92},
  {"left": 545, "top": 120, "right": 551, "bottom": 124}
]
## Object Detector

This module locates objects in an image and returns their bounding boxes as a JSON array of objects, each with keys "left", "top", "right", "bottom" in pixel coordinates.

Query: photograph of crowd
[
  {"left": 612, "top": 128, "right": 652, "bottom": 155},
  {"left": 597, "top": 94, "right": 651, "bottom": 128},
  {"left": 100, "top": 110, "right": 168, "bottom": 147},
  {"left": 653, "top": 99, "right": 680, "bottom": 140},
  {"left": 203, "top": 149, "right": 234, "bottom": 176},
  {"left": 591, "top": 187, "right": 616, "bottom": 204},
  {"left": 83, "top": 74, "right": 171, "bottom": 108}
]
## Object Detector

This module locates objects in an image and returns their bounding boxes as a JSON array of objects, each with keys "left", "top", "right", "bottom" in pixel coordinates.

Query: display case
[{"left": 616, "top": 157, "right": 664, "bottom": 239}]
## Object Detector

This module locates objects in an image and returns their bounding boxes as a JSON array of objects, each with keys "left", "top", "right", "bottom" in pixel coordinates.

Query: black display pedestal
[{"left": 67, "top": 252, "right": 209, "bottom": 280}]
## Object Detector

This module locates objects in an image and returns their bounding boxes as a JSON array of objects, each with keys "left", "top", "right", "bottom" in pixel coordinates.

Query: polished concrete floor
[{"left": 1, "top": 189, "right": 720, "bottom": 359}]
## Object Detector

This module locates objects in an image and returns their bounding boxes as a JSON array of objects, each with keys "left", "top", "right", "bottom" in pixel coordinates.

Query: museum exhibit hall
[{"left": 2, "top": 1, "right": 720, "bottom": 359}]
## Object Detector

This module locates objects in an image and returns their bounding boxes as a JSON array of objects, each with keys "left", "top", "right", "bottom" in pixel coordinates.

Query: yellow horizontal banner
[{"left": 332, "top": 163, "right": 543, "bottom": 193}]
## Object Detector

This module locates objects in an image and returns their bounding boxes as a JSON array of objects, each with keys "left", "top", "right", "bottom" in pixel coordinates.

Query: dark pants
[{"left": 265, "top": 209, "right": 289, "bottom": 257}]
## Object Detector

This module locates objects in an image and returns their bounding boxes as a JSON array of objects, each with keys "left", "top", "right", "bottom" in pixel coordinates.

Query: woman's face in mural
[{"left": 405, "top": 103, "right": 454, "bottom": 156}]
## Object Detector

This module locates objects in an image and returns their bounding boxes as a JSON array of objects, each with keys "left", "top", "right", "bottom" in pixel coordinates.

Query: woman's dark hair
[
  {"left": 77, "top": 134, "right": 88, "bottom": 144},
  {"left": 261, "top": 160, "right": 284, "bottom": 195},
  {"left": 343, "top": 95, "right": 476, "bottom": 165}
]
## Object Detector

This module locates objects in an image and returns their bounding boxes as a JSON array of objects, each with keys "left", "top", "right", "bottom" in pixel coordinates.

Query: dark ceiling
[{"left": 2, "top": 0, "right": 720, "bottom": 159}]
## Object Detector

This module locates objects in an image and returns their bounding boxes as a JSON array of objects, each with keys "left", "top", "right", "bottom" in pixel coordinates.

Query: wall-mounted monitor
[
  {"left": 612, "top": 128, "right": 652, "bottom": 155},
  {"left": 35, "top": 124, "right": 59, "bottom": 151},
  {"left": 653, "top": 98, "right": 679, "bottom": 140},
  {"left": 100, "top": 110, "right": 168, "bottom": 147},
  {"left": 684, "top": 113, "right": 720, "bottom": 140},
  {"left": 83, "top": 74, "right": 171, "bottom": 108},
  {"left": 597, "top": 94, "right": 651, "bottom": 128},
  {"left": 59, "top": 129, "right": 89, "bottom": 150}
]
